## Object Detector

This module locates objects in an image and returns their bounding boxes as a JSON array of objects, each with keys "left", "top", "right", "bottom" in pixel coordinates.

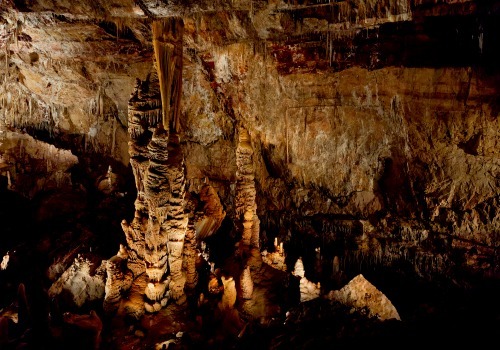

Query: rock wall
[{"left": 1, "top": 0, "right": 499, "bottom": 288}]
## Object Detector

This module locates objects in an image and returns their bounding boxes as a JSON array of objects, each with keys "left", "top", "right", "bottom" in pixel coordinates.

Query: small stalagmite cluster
[{"left": 262, "top": 237, "right": 287, "bottom": 272}]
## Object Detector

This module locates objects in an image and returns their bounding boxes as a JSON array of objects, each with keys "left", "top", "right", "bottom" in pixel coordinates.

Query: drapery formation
[{"left": 152, "top": 18, "right": 184, "bottom": 133}]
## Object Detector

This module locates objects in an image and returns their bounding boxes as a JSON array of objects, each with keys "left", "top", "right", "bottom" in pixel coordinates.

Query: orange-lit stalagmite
[
  {"left": 235, "top": 127, "right": 260, "bottom": 249},
  {"left": 107, "top": 17, "right": 188, "bottom": 316}
]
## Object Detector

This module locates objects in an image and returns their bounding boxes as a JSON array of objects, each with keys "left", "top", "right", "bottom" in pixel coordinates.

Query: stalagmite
[
  {"left": 1, "top": 252, "right": 9, "bottom": 270},
  {"left": 48, "top": 255, "right": 107, "bottom": 308},
  {"left": 240, "top": 266, "right": 253, "bottom": 300},
  {"left": 103, "top": 247, "right": 134, "bottom": 314},
  {"left": 219, "top": 276, "right": 237, "bottom": 310},
  {"left": 235, "top": 127, "right": 259, "bottom": 248},
  {"left": 292, "top": 257, "right": 305, "bottom": 278},
  {"left": 183, "top": 222, "right": 198, "bottom": 292},
  {"left": 299, "top": 277, "right": 321, "bottom": 303},
  {"left": 261, "top": 237, "right": 287, "bottom": 272},
  {"left": 291, "top": 256, "right": 321, "bottom": 302},
  {"left": 114, "top": 15, "right": 188, "bottom": 315},
  {"left": 164, "top": 133, "right": 188, "bottom": 304}
]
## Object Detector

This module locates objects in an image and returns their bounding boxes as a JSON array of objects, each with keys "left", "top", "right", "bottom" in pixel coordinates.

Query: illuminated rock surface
[
  {"left": 327, "top": 273, "right": 401, "bottom": 321},
  {"left": 0, "top": 0, "right": 499, "bottom": 348}
]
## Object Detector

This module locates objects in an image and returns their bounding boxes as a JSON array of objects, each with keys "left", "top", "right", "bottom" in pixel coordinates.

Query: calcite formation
[
  {"left": 261, "top": 238, "right": 287, "bottom": 272},
  {"left": 299, "top": 277, "right": 322, "bottom": 303},
  {"left": 48, "top": 255, "right": 106, "bottom": 308},
  {"left": 0, "top": 131, "right": 78, "bottom": 198},
  {"left": 194, "top": 183, "right": 226, "bottom": 240},
  {"left": 182, "top": 222, "right": 198, "bottom": 292},
  {"left": 292, "top": 257, "right": 305, "bottom": 279},
  {"left": 0, "top": 0, "right": 500, "bottom": 347},
  {"left": 0, "top": 0, "right": 497, "bottom": 285},
  {"left": 292, "top": 256, "right": 322, "bottom": 302},
  {"left": 327, "top": 274, "right": 401, "bottom": 321},
  {"left": 219, "top": 275, "right": 237, "bottom": 311},
  {"left": 0, "top": 253, "right": 9, "bottom": 271},
  {"left": 103, "top": 245, "right": 133, "bottom": 314},
  {"left": 239, "top": 266, "right": 254, "bottom": 300},
  {"left": 115, "top": 17, "right": 189, "bottom": 314},
  {"left": 235, "top": 127, "right": 260, "bottom": 248}
]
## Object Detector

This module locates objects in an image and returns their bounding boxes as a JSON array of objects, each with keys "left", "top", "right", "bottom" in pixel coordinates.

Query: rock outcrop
[
  {"left": 48, "top": 255, "right": 106, "bottom": 308},
  {"left": 327, "top": 274, "right": 401, "bottom": 321}
]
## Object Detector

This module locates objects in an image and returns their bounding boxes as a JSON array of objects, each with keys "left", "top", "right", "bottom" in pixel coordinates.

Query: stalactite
[
  {"left": 111, "top": 117, "right": 116, "bottom": 157},
  {"left": 152, "top": 18, "right": 183, "bottom": 132}
]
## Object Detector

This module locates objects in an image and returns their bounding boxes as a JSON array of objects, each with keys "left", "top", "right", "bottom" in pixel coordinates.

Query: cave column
[
  {"left": 149, "top": 17, "right": 187, "bottom": 307},
  {"left": 112, "top": 17, "right": 187, "bottom": 317},
  {"left": 235, "top": 127, "right": 260, "bottom": 249}
]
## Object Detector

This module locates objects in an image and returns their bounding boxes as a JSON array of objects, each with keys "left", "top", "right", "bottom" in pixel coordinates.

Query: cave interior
[{"left": 0, "top": 0, "right": 500, "bottom": 349}]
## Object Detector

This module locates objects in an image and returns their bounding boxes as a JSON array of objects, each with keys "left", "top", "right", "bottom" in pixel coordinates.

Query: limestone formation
[
  {"left": 219, "top": 276, "right": 237, "bottom": 311},
  {"left": 1, "top": 252, "right": 9, "bottom": 271},
  {"left": 103, "top": 247, "right": 134, "bottom": 314},
  {"left": 261, "top": 238, "right": 287, "bottom": 272},
  {"left": 194, "top": 183, "right": 226, "bottom": 240},
  {"left": 327, "top": 274, "right": 401, "bottom": 321},
  {"left": 96, "top": 165, "right": 122, "bottom": 196},
  {"left": 48, "top": 255, "right": 106, "bottom": 308},
  {"left": 1, "top": 1, "right": 500, "bottom": 347},
  {"left": 299, "top": 277, "right": 322, "bottom": 303},
  {"left": 152, "top": 18, "right": 184, "bottom": 132},
  {"left": 235, "top": 127, "right": 260, "bottom": 248},
  {"left": 182, "top": 222, "right": 198, "bottom": 292},
  {"left": 292, "top": 257, "right": 305, "bottom": 279},
  {"left": 119, "top": 16, "right": 188, "bottom": 313},
  {"left": 0, "top": 131, "right": 78, "bottom": 198},
  {"left": 240, "top": 266, "right": 254, "bottom": 300},
  {"left": 122, "top": 274, "right": 148, "bottom": 320}
]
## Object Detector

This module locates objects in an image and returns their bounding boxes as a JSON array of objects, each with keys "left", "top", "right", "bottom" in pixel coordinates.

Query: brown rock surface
[
  {"left": 1, "top": 0, "right": 500, "bottom": 347},
  {"left": 327, "top": 273, "right": 401, "bottom": 321}
]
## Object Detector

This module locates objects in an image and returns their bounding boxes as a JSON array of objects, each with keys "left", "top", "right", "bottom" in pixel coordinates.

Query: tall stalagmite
[
  {"left": 117, "top": 17, "right": 188, "bottom": 316},
  {"left": 235, "top": 127, "right": 260, "bottom": 249}
]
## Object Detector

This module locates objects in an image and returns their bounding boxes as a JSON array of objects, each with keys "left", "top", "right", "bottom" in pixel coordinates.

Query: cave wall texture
[{"left": 1, "top": 0, "right": 499, "bottom": 289}]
